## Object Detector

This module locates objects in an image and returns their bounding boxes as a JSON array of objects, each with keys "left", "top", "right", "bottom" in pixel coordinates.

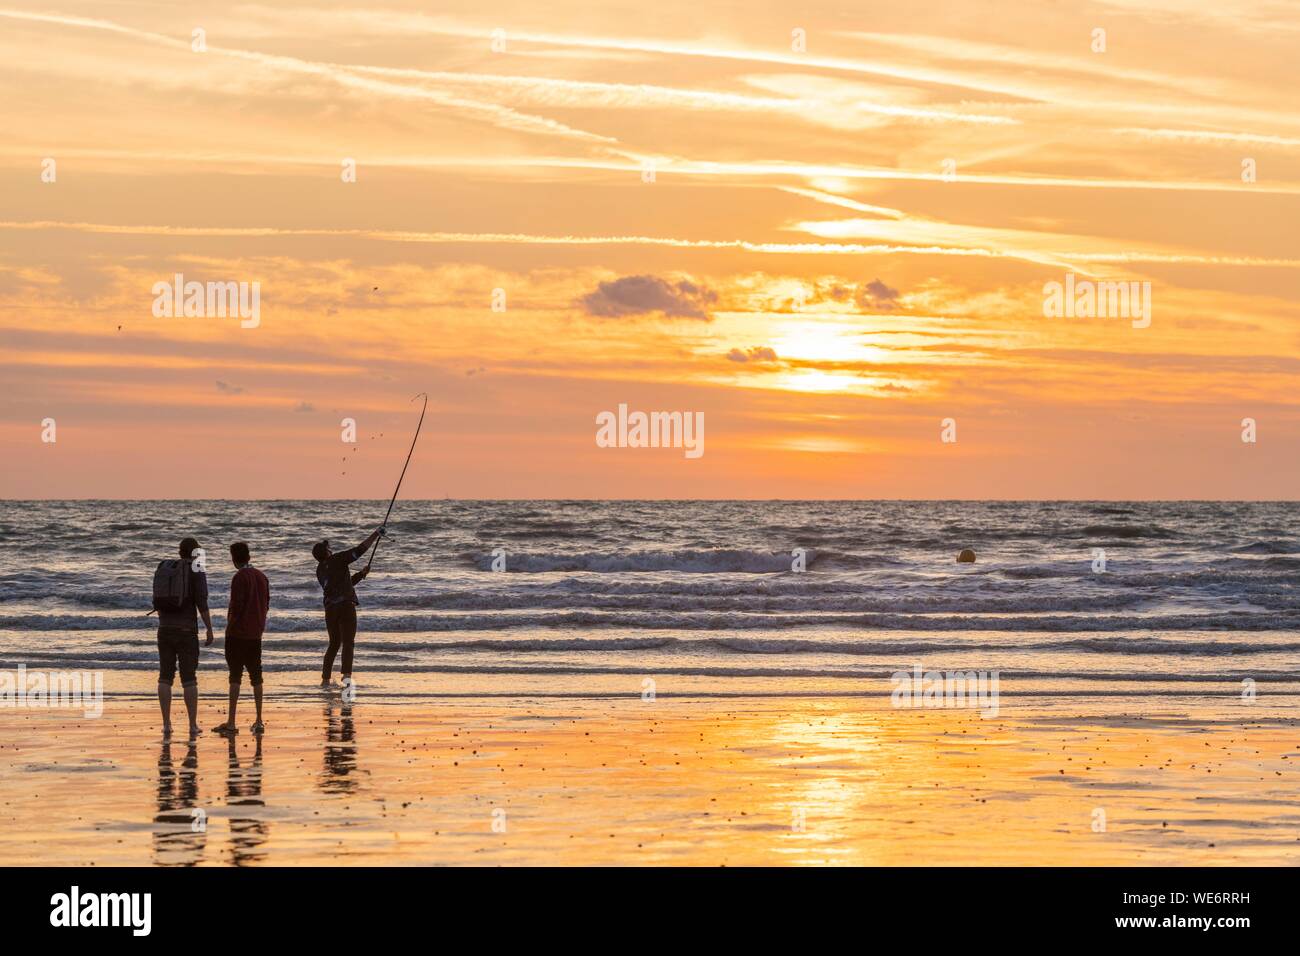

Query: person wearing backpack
[{"left": 152, "top": 536, "right": 214, "bottom": 737}]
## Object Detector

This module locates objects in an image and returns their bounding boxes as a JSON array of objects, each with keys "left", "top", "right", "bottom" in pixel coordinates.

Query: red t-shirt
[{"left": 226, "top": 566, "right": 270, "bottom": 640}]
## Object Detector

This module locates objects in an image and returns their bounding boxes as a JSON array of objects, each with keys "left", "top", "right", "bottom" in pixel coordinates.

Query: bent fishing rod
[{"left": 365, "top": 392, "right": 428, "bottom": 573}]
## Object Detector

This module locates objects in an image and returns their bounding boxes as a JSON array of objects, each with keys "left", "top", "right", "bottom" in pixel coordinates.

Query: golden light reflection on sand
[{"left": 2, "top": 693, "right": 1296, "bottom": 866}]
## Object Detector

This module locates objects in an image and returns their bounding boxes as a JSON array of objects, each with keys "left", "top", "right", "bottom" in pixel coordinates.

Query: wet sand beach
[{"left": 2, "top": 676, "right": 1297, "bottom": 866}]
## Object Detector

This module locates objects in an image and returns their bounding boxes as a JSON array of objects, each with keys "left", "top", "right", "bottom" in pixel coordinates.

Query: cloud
[
  {"left": 293, "top": 401, "right": 315, "bottom": 412},
  {"left": 214, "top": 380, "right": 244, "bottom": 395},
  {"left": 727, "top": 346, "right": 779, "bottom": 364},
  {"left": 856, "top": 278, "right": 900, "bottom": 310},
  {"left": 0, "top": 10, "right": 614, "bottom": 146},
  {"left": 581, "top": 274, "right": 718, "bottom": 320}
]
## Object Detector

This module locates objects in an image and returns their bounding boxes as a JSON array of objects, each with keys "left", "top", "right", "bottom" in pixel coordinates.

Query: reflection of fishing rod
[{"left": 365, "top": 392, "right": 427, "bottom": 573}]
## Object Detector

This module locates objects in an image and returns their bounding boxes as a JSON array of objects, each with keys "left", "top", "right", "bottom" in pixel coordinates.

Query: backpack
[{"left": 151, "top": 559, "right": 191, "bottom": 613}]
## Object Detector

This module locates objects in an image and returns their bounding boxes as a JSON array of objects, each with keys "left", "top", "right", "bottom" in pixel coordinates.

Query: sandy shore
[{"left": 1, "top": 676, "right": 1298, "bottom": 866}]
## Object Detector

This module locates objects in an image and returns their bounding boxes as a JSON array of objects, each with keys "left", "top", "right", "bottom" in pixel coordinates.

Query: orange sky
[{"left": 1, "top": 1, "right": 1298, "bottom": 498}]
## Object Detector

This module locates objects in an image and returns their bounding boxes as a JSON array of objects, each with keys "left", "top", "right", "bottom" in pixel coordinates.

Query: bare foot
[
  {"left": 250, "top": 720, "right": 265, "bottom": 734},
  {"left": 212, "top": 722, "right": 238, "bottom": 735},
  {"left": 188, "top": 724, "right": 203, "bottom": 738},
  {"left": 161, "top": 723, "right": 173, "bottom": 737}
]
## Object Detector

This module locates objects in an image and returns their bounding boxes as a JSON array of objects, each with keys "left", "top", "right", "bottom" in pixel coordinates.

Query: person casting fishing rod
[
  {"left": 314, "top": 527, "right": 385, "bottom": 689},
  {"left": 316, "top": 393, "right": 428, "bottom": 692}
]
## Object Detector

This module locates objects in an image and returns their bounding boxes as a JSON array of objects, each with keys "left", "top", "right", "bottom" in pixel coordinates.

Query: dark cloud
[
  {"left": 727, "top": 346, "right": 779, "bottom": 364},
  {"left": 856, "top": 278, "right": 900, "bottom": 310},
  {"left": 581, "top": 275, "right": 717, "bottom": 320},
  {"left": 214, "top": 380, "right": 244, "bottom": 395},
  {"left": 293, "top": 401, "right": 315, "bottom": 413}
]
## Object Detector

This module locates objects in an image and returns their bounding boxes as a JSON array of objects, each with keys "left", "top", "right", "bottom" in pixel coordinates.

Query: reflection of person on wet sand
[
  {"left": 224, "top": 734, "right": 267, "bottom": 866},
  {"left": 153, "top": 738, "right": 206, "bottom": 866},
  {"left": 320, "top": 702, "right": 364, "bottom": 795}
]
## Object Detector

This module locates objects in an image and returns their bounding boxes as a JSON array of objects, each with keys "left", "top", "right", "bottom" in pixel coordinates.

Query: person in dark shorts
[
  {"left": 313, "top": 527, "right": 384, "bottom": 689},
  {"left": 213, "top": 542, "right": 271, "bottom": 736},
  {"left": 157, "top": 536, "right": 214, "bottom": 737}
]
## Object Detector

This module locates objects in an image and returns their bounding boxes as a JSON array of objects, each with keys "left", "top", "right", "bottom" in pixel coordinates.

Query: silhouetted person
[
  {"left": 313, "top": 528, "right": 384, "bottom": 689},
  {"left": 213, "top": 541, "right": 270, "bottom": 735},
  {"left": 152, "top": 536, "right": 213, "bottom": 737}
]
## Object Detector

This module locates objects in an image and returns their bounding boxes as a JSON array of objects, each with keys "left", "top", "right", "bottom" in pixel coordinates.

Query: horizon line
[{"left": 2, "top": 498, "right": 1297, "bottom": 504}]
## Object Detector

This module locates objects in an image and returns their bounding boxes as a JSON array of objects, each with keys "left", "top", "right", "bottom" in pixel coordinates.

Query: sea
[{"left": 1, "top": 500, "right": 1296, "bottom": 703}]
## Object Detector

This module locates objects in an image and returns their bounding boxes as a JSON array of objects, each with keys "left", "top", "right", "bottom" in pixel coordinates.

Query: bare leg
[
  {"left": 158, "top": 682, "right": 173, "bottom": 734},
  {"left": 214, "top": 683, "right": 242, "bottom": 734},
  {"left": 218, "top": 683, "right": 239, "bottom": 731},
  {"left": 183, "top": 683, "right": 200, "bottom": 736},
  {"left": 341, "top": 608, "right": 356, "bottom": 681},
  {"left": 253, "top": 683, "right": 264, "bottom": 725},
  {"left": 322, "top": 609, "right": 341, "bottom": 686}
]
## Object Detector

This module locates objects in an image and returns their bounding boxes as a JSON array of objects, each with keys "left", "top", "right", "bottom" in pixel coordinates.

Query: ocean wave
[
  {"left": 468, "top": 548, "right": 814, "bottom": 573},
  {"left": 1229, "top": 540, "right": 1299, "bottom": 555},
  {"left": 997, "top": 566, "right": 1078, "bottom": 580},
  {"left": 0, "top": 588, "right": 1158, "bottom": 615},
  {"left": 4, "top": 608, "right": 1298, "bottom": 632},
  {"left": 7, "top": 634, "right": 1297, "bottom": 657},
  {"left": 0, "top": 652, "right": 1295, "bottom": 684},
  {"left": 1070, "top": 523, "right": 1179, "bottom": 539}
]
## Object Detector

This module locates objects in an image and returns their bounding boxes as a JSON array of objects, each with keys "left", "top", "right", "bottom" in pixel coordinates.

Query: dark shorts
[
  {"left": 225, "top": 638, "right": 263, "bottom": 686},
  {"left": 158, "top": 625, "right": 200, "bottom": 687}
]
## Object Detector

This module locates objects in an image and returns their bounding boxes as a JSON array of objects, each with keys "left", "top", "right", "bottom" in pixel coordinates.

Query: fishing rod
[{"left": 365, "top": 392, "right": 428, "bottom": 573}]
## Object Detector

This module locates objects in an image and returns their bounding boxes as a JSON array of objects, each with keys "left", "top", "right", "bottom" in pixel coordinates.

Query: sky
[{"left": 1, "top": 0, "right": 1298, "bottom": 499}]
